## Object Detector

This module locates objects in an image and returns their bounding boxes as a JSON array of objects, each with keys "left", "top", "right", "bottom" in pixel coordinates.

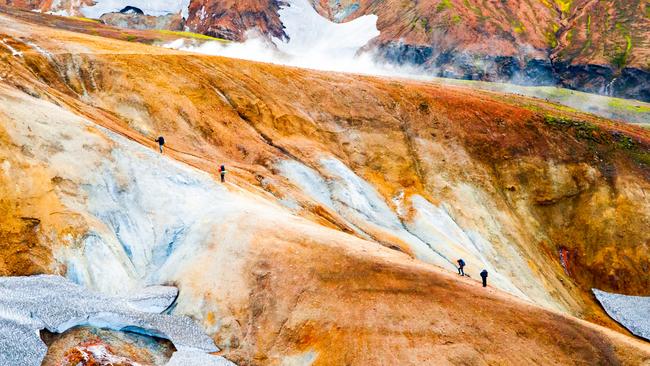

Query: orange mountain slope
[
  {"left": 0, "top": 9, "right": 649, "bottom": 365},
  {"left": 2, "top": 0, "right": 649, "bottom": 101}
]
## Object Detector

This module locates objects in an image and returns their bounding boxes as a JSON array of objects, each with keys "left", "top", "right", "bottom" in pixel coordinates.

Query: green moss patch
[
  {"left": 611, "top": 24, "right": 633, "bottom": 69},
  {"left": 544, "top": 115, "right": 650, "bottom": 168},
  {"left": 512, "top": 20, "right": 526, "bottom": 34},
  {"left": 545, "top": 23, "right": 560, "bottom": 48},
  {"left": 554, "top": 0, "right": 573, "bottom": 16},
  {"left": 436, "top": 0, "right": 453, "bottom": 13},
  {"left": 544, "top": 115, "right": 602, "bottom": 143},
  {"left": 157, "top": 30, "right": 230, "bottom": 42},
  {"left": 69, "top": 16, "right": 101, "bottom": 23}
]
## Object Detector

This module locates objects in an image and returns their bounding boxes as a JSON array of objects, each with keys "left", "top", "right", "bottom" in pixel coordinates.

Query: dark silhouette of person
[
  {"left": 219, "top": 164, "right": 227, "bottom": 183},
  {"left": 480, "top": 269, "right": 488, "bottom": 287},
  {"left": 155, "top": 136, "right": 165, "bottom": 154},
  {"left": 457, "top": 259, "right": 466, "bottom": 276}
]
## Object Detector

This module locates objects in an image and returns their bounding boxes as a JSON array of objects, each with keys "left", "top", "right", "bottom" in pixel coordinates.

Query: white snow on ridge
[
  {"left": 274, "top": 0, "right": 379, "bottom": 58},
  {"left": 163, "top": 0, "right": 396, "bottom": 76},
  {"left": 0, "top": 39, "right": 22, "bottom": 57},
  {"left": 317, "top": 157, "right": 452, "bottom": 267},
  {"left": 406, "top": 195, "right": 526, "bottom": 297},
  {"left": 167, "top": 350, "right": 237, "bottom": 366},
  {"left": 79, "top": 0, "right": 191, "bottom": 19}
]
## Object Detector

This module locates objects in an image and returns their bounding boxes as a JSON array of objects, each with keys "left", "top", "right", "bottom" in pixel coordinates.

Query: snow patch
[
  {"left": 274, "top": 0, "right": 378, "bottom": 59},
  {"left": 406, "top": 195, "right": 526, "bottom": 297},
  {"left": 277, "top": 158, "right": 450, "bottom": 267},
  {"left": 593, "top": 289, "right": 650, "bottom": 341},
  {"left": 277, "top": 158, "right": 528, "bottom": 297},
  {"left": 0, "top": 275, "right": 223, "bottom": 366},
  {"left": 280, "top": 350, "right": 318, "bottom": 366},
  {"left": 163, "top": 0, "right": 423, "bottom": 77}
]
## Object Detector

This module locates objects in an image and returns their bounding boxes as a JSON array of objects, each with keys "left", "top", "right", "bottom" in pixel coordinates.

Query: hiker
[
  {"left": 219, "top": 164, "right": 227, "bottom": 183},
  {"left": 155, "top": 136, "right": 165, "bottom": 154},
  {"left": 457, "top": 258, "right": 466, "bottom": 276},
  {"left": 480, "top": 269, "right": 488, "bottom": 287}
]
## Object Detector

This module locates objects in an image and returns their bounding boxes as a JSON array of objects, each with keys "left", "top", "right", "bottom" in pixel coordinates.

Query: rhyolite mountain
[
  {"left": 2, "top": 0, "right": 649, "bottom": 102},
  {"left": 1, "top": 6, "right": 650, "bottom": 364}
]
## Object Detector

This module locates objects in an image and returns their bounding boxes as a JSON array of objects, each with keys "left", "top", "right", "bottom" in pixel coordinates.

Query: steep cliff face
[
  {"left": 319, "top": 0, "right": 650, "bottom": 101},
  {"left": 185, "top": 0, "right": 284, "bottom": 41},
  {"left": 1, "top": 9, "right": 650, "bottom": 365},
  {"left": 99, "top": 11, "right": 185, "bottom": 31}
]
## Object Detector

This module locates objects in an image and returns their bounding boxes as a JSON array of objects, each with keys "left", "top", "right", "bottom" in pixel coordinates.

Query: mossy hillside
[
  {"left": 545, "top": 23, "right": 560, "bottom": 48},
  {"left": 610, "top": 23, "right": 633, "bottom": 68},
  {"left": 553, "top": 0, "right": 573, "bottom": 16},
  {"left": 436, "top": 0, "right": 453, "bottom": 13},
  {"left": 544, "top": 115, "right": 650, "bottom": 168}
]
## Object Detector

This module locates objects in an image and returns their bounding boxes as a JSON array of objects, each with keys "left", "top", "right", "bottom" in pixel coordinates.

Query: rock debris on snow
[{"left": 0, "top": 275, "right": 232, "bottom": 366}]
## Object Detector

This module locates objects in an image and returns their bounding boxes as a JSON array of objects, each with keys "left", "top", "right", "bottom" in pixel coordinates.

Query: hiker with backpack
[
  {"left": 480, "top": 269, "right": 488, "bottom": 287},
  {"left": 219, "top": 164, "right": 227, "bottom": 183},
  {"left": 155, "top": 136, "right": 165, "bottom": 154},
  {"left": 457, "top": 258, "right": 466, "bottom": 276}
]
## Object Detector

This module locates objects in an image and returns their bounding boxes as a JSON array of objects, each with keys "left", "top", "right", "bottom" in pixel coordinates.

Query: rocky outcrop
[
  {"left": 185, "top": 0, "right": 285, "bottom": 41},
  {"left": 327, "top": 0, "right": 650, "bottom": 101},
  {"left": 100, "top": 11, "right": 185, "bottom": 31}
]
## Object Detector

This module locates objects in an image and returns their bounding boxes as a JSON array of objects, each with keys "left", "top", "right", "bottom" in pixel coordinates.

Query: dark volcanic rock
[{"left": 378, "top": 41, "right": 650, "bottom": 102}]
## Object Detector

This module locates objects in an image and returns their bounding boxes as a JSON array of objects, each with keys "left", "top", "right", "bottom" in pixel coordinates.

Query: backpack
[
  {"left": 157, "top": 136, "right": 165, "bottom": 145},
  {"left": 458, "top": 259, "right": 465, "bottom": 267},
  {"left": 220, "top": 165, "right": 226, "bottom": 173}
]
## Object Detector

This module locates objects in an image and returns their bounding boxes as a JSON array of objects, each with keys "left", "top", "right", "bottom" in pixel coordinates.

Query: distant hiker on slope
[
  {"left": 155, "top": 136, "right": 165, "bottom": 154},
  {"left": 480, "top": 269, "right": 488, "bottom": 287},
  {"left": 457, "top": 258, "right": 466, "bottom": 276},
  {"left": 219, "top": 164, "right": 227, "bottom": 183}
]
